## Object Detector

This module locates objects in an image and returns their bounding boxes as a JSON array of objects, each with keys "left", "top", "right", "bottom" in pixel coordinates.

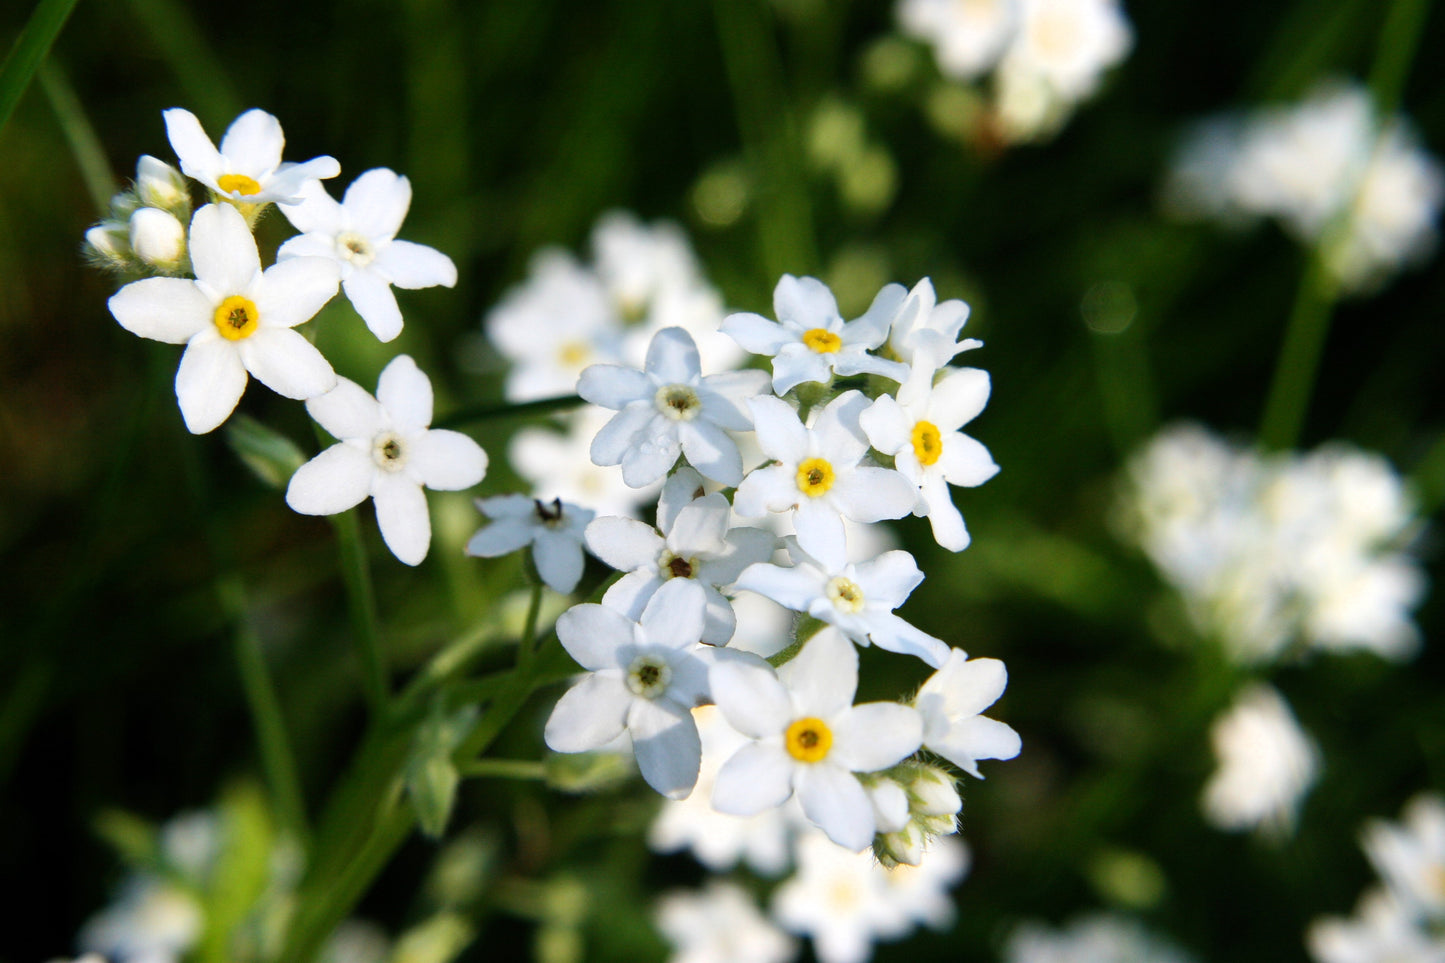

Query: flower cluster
[
  {"left": 1201, "top": 683, "right": 1320, "bottom": 837},
  {"left": 1308, "top": 794, "right": 1445, "bottom": 962},
  {"left": 1119, "top": 423, "right": 1426, "bottom": 665},
  {"left": 1004, "top": 912, "right": 1197, "bottom": 963},
  {"left": 473, "top": 267, "right": 1016, "bottom": 962},
  {"left": 897, "top": 0, "right": 1133, "bottom": 144},
  {"left": 1163, "top": 80, "right": 1445, "bottom": 292},
  {"left": 92, "top": 108, "right": 484, "bottom": 565}
]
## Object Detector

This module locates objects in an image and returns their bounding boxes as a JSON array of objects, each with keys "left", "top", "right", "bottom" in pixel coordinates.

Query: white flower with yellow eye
[
  {"left": 883, "top": 278, "right": 982, "bottom": 375},
  {"left": 286, "top": 355, "right": 488, "bottom": 566},
  {"left": 734, "top": 391, "right": 917, "bottom": 564},
  {"left": 859, "top": 366, "right": 998, "bottom": 551},
  {"left": 913, "top": 648, "right": 1020, "bottom": 777},
  {"left": 720, "top": 275, "right": 910, "bottom": 395},
  {"left": 708, "top": 630, "right": 924, "bottom": 851},
  {"left": 734, "top": 527, "right": 951, "bottom": 668},
  {"left": 164, "top": 108, "right": 340, "bottom": 206},
  {"left": 578, "top": 326, "right": 769, "bottom": 488},
  {"left": 107, "top": 203, "right": 340, "bottom": 434},
  {"left": 278, "top": 169, "right": 457, "bottom": 343}
]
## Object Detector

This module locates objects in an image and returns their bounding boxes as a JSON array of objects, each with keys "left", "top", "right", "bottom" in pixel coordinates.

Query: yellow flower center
[
  {"left": 785, "top": 717, "right": 834, "bottom": 763},
  {"left": 796, "top": 457, "right": 835, "bottom": 497},
  {"left": 213, "top": 295, "right": 260, "bottom": 341},
  {"left": 911, "top": 420, "right": 943, "bottom": 467},
  {"left": 216, "top": 173, "right": 263, "bottom": 196},
  {"left": 802, "top": 328, "right": 842, "bottom": 353},
  {"left": 826, "top": 576, "right": 866, "bottom": 614},
  {"left": 557, "top": 341, "right": 590, "bottom": 367}
]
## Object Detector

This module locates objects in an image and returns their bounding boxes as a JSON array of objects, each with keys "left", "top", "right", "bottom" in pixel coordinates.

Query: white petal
[
  {"left": 277, "top": 232, "right": 342, "bottom": 262},
  {"left": 712, "top": 742, "right": 795, "bottom": 816},
  {"left": 710, "top": 659, "right": 791, "bottom": 738},
  {"left": 189, "top": 203, "right": 261, "bottom": 295},
  {"left": 307, "top": 378, "right": 384, "bottom": 441},
  {"left": 857, "top": 393, "right": 911, "bottom": 454},
  {"left": 253, "top": 256, "right": 341, "bottom": 329},
  {"left": 854, "top": 551, "right": 923, "bottom": 609},
  {"left": 600, "top": 570, "right": 661, "bottom": 623},
  {"left": 796, "top": 764, "right": 875, "bottom": 851},
  {"left": 585, "top": 515, "right": 664, "bottom": 571},
  {"left": 342, "top": 168, "right": 411, "bottom": 240},
  {"left": 719, "top": 312, "right": 791, "bottom": 354},
  {"left": 555, "top": 602, "right": 635, "bottom": 671},
  {"left": 931, "top": 717, "right": 1021, "bottom": 776},
  {"left": 747, "top": 395, "right": 808, "bottom": 461},
  {"left": 464, "top": 517, "right": 534, "bottom": 558},
  {"left": 734, "top": 562, "right": 823, "bottom": 613},
  {"left": 639, "top": 578, "right": 707, "bottom": 649},
  {"left": 699, "top": 586, "right": 738, "bottom": 644},
  {"left": 930, "top": 367, "right": 991, "bottom": 430},
  {"left": 342, "top": 271, "right": 404, "bottom": 342},
  {"left": 238, "top": 328, "right": 337, "bottom": 400},
  {"left": 108, "top": 278, "right": 210, "bottom": 344},
  {"left": 832, "top": 350, "right": 910, "bottom": 383},
  {"left": 218, "top": 108, "right": 284, "bottom": 174},
  {"left": 656, "top": 467, "right": 707, "bottom": 532},
  {"left": 732, "top": 465, "right": 797, "bottom": 519},
  {"left": 862, "top": 612, "right": 950, "bottom": 667},
  {"left": 843, "top": 282, "right": 906, "bottom": 346},
  {"left": 665, "top": 494, "right": 730, "bottom": 556},
  {"left": 792, "top": 502, "right": 848, "bottom": 568},
  {"left": 377, "top": 355, "right": 434, "bottom": 430},
  {"left": 372, "top": 472, "right": 431, "bottom": 565},
  {"left": 267, "top": 157, "right": 342, "bottom": 202},
  {"left": 812, "top": 391, "right": 870, "bottom": 464},
  {"left": 577, "top": 364, "right": 652, "bottom": 410},
  {"left": 831, "top": 703, "right": 923, "bottom": 771},
  {"left": 628, "top": 698, "right": 701, "bottom": 799},
  {"left": 778, "top": 629, "right": 858, "bottom": 717},
  {"left": 678, "top": 419, "right": 743, "bottom": 486},
  {"left": 920, "top": 475, "right": 970, "bottom": 551},
  {"left": 644, "top": 327, "right": 701, "bottom": 385},
  {"left": 828, "top": 467, "right": 917, "bottom": 523},
  {"left": 277, "top": 179, "right": 344, "bottom": 236},
  {"left": 544, "top": 673, "right": 632, "bottom": 752},
  {"left": 533, "top": 528, "right": 586, "bottom": 593},
  {"left": 408, "top": 429, "right": 487, "bottom": 491},
  {"left": 376, "top": 240, "right": 457, "bottom": 289},
  {"left": 772, "top": 274, "right": 839, "bottom": 328},
  {"left": 175, "top": 337, "right": 247, "bottom": 434},
  {"left": 920, "top": 653, "right": 1007, "bottom": 718},
  {"left": 164, "top": 108, "right": 222, "bottom": 181},
  {"left": 938, "top": 433, "right": 1000, "bottom": 488},
  {"left": 770, "top": 345, "right": 832, "bottom": 395},
  {"left": 589, "top": 404, "right": 655, "bottom": 466},
  {"left": 286, "top": 444, "right": 374, "bottom": 516},
  {"left": 620, "top": 428, "right": 681, "bottom": 489},
  {"left": 694, "top": 370, "right": 769, "bottom": 431}
]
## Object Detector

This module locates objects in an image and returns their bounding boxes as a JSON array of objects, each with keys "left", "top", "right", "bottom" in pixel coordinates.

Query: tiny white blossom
[
  {"left": 1308, "top": 888, "right": 1445, "bottom": 963},
  {"left": 734, "top": 391, "right": 917, "bottom": 563},
  {"left": 913, "top": 648, "right": 1020, "bottom": 777},
  {"left": 107, "top": 203, "right": 339, "bottom": 433},
  {"left": 78, "top": 876, "right": 203, "bottom": 963},
  {"left": 466, "top": 494, "right": 595, "bottom": 594},
  {"left": 163, "top": 107, "right": 340, "bottom": 206},
  {"left": 1362, "top": 794, "right": 1445, "bottom": 922},
  {"left": 709, "top": 630, "right": 924, "bottom": 850},
  {"left": 721, "top": 275, "right": 909, "bottom": 395},
  {"left": 279, "top": 169, "right": 457, "bottom": 342},
  {"left": 656, "top": 881, "right": 797, "bottom": 963},
  {"left": 1005, "top": 913, "right": 1197, "bottom": 963},
  {"left": 770, "top": 831, "right": 912, "bottom": 963},
  {"left": 897, "top": 0, "right": 1019, "bottom": 81},
  {"left": 286, "top": 355, "right": 488, "bottom": 566},
  {"left": 1202, "top": 683, "right": 1319, "bottom": 836},
  {"left": 578, "top": 326, "right": 769, "bottom": 487},
  {"left": 883, "top": 278, "right": 982, "bottom": 375}
]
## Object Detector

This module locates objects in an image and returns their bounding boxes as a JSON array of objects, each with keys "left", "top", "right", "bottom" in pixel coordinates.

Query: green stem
[
  {"left": 223, "top": 576, "right": 310, "bottom": 848},
  {"left": 0, "top": 0, "right": 82, "bottom": 136},
  {"left": 36, "top": 59, "right": 114, "bottom": 214},
  {"left": 432, "top": 394, "right": 584, "bottom": 430},
  {"left": 518, "top": 579, "right": 544, "bottom": 675},
  {"left": 1257, "top": 251, "right": 1338, "bottom": 451},
  {"left": 459, "top": 758, "right": 547, "bottom": 781},
  {"left": 1366, "top": 0, "right": 1431, "bottom": 121},
  {"left": 330, "top": 510, "right": 389, "bottom": 717}
]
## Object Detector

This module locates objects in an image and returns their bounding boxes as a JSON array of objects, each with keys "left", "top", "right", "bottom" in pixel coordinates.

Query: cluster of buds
[{"left": 84, "top": 155, "right": 193, "bottom": 275}]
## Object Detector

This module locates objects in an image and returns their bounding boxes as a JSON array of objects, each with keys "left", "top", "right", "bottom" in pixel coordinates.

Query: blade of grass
[
  {"left": 37, "top": 58, "right": 114, "bottom": 214},
  {"left": 0, "top": 0, "right": 82, "bottom": 136}
]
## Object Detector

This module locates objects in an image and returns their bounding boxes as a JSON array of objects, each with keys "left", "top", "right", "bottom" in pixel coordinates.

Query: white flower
[
  {"left": 1201, "top": 684, "right": 1319, "bottom": 836},
  {"left": 163, "top": 107, "right": 340, "bottom": 205},
  {"left": 656, "top": 881, "right": 797, "bottom": 963},
  {"left": 709, "top": 630, "right": 924, "bottom": 850},
  {"left": 860, "top": 366, "right": 998, "bottom": 551},
  {"left": 545, "top": 579, "right": 753, "bottom": 799},
  {"left": 107, "top": 203, "right": 340, "bottom": 433},
  {"left": 883, "top": 278, "right": 982, "bottom": 374},
  {"left": 1005, "top": 913, "right": 1197, "bottom": 963},
  {"left": 721, "top": 275, "right": 910, "bottom": 395},
  {"left": 278, "top": 169, "right": 457, "bottom": 342},
  {"left": 734, "top": 391, "right": 918, "bottom": 563},
  {"left": 508, "top": 408, "right": 660, "bottom": 519},
  {"left": 897, "top": 0, "right": 1019, "bottom": 81},
  {"left": 578, "top": 326, "right": 769, "bottom": 487},
  {"left": 466, "top": 494, "right": 595, "bottom": 593},
  {"left": 79, "top": 876, "right": 203, "bottom": 963},
  {"left": 770, "top": 831, "right": 912, "bottom": 963},
  {"left": 877, "top": 832, "right": 971, "bottom": 929},
  {"left": 735, "top": 528, "right": 951, "bottom": 668},
  {"left": 1308, "top": 888, "right": 1445, "bottom": 963},
  {"left": 648, "top": 705, "right": 798, "bottom": 875},
  {"left": 585, "top": 468, "right": 776, "bottom": 644},
  {"left": 1362, "top": 794, "right": 1445, "bottom": 922},
  {"left": 286, "top": 355, "right": 488, "bottom": 566},
  {"left": 913, "top": 648, "right": 1020, "bottom": 777}
]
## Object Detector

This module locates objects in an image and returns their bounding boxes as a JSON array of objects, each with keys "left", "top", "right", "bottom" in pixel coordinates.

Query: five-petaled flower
[{"left": 164, "top": 108, "right": 340, "bottom": 206}]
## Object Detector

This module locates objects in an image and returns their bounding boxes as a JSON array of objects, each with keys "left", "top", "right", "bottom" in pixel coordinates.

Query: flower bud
[
  {"left": 876, "top": 822, "right": 927, "bottom": 868},
  {"left": 84, "top": 221, "right": 132, "bottom": 268},
  {"left": 866, "top": 777, "right": 911, "bottom": 834},
  {"left": 909, "top": 765, "right": 962, "bottom": 818},
  {"left": 129, "top": 207, "right": 186, "bottom": 269},
  {"left": 136, "top": 154, "right": 190, "bottom": 212}
]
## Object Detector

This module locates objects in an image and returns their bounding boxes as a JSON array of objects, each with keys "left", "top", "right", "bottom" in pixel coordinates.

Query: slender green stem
[
  {"left": 1366, "top": 0, "right": 1431, "bottom": 121},
  {"left": 330, "top": 510, "right": 389, "bottom": 717},
  {"left": 518, "top": 579, "right": 544, "bottom": 674},
  {"left": 0, "top": 0, "right": 82, "bottom": 136},
  {"left": 1257, "top": 251, "right": 1338, "bottom": 451},
  {"left": 459, "top": 758, "right": 546, "bottom": 781},
  {"left": 223, "top": 577, "right": 310, "bottom": 847},
  {"left": 37, "top": 59, "right": 114, "bottom": 214},
  {"left": 432, "top": 393, "right": 584, "bottom": 430}
]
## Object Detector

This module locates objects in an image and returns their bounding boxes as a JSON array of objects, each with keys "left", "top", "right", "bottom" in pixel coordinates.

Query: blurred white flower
[
  {"left": 279, "top": 168, "right": 457, "bottom": 342},
  {"left": 770, "top": 831, "right": 911, "bottom": 963},
  {"left": 508, "top": 409, "right": 659, "bottom": 519},
  {"left": 1004, "top": 912, "right": 1196, "bottom": 963},
  {"left": 78, "top": 877, "right": 203, "bottom": 963},
  {"left": 286, "top": 355, "right": 488, "bottom": 566},
  {"left": 656, "top": 881, "right": 797, "bottom": 963},
  {"left": 1362, "top": 794, "right": 1445, "bottom": 923},
  {"left": 1308, "top": 887, "right": 1445, "bottom": 963},
  {"left": 1201, "top": 683, "right": 1319, "bottom": 836},
  {"left": 163, "top": 107, "right": 340, "bottom": 206},
  {"left": 897, "top": 0, "right": 1019, "bottom": 81},
  {"left": 466, "top": 494, "right": 595, "bottom": 594}
]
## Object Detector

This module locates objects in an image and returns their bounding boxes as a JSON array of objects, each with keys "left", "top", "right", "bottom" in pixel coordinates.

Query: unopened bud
[
  {"left": 866, "top": 777, "right": 910, "bottom": 834},
  {"left": 85, "top": 221, "right": 131, "bottom": 266},
  {"left": 909, "top": 766, "right": 962, "bottom": 818},
  {"left": 136, "top": 155, "right": 190, "bottom": 213},
  {"left": 876, "top": 822, "right": 927, "bottom": 868},
  {"left": 129, "top": 208, "right": 186, "bottom": 269}
]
